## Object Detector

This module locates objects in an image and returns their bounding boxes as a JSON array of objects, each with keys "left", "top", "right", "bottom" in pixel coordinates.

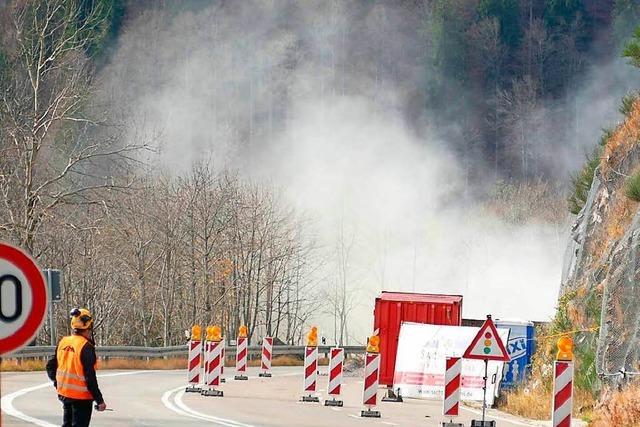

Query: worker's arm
[
  {"left": 80, "top": 344, "right": 104, "bottom": 405},
  {"left": 45, "top": 346, "right": 58, "bottom": 386}
]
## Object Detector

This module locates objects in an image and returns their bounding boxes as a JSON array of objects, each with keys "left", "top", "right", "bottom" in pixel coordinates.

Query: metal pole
[
  {"left": 482, "top": 358, "right": 488, "bottom": 422},
  {"left": 47, "top": 270, "right": 56, "bottom": 345}
]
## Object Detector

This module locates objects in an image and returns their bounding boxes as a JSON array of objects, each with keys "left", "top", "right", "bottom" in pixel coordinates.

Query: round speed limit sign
[{"left": 0, "top": 242, "right": 48, "bottom": 355}]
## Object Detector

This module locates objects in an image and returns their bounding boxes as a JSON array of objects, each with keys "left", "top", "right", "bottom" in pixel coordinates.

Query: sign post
[
  {"left": 0, "top": 242, "right": 49, "bottom": 355},
  {"left": 463, "top": 315, "right": 510, "bottom": 427},
  {"left": 43, "top": 269, "right": 62, "bottom": 345}
]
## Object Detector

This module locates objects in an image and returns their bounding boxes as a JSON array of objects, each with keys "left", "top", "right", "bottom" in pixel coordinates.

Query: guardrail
[{"left": 4, "top": 345, "right": 366, "bottom": 359}]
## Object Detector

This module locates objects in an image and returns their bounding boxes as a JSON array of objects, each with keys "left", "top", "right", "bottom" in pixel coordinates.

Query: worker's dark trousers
[{"left": 61, "top": 398, "right": 93, "bottom": 427}]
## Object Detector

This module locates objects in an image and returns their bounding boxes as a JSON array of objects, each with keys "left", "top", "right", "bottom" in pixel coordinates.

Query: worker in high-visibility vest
[{"left": 46, "top": 308, "right": 106, "bottom": 426}]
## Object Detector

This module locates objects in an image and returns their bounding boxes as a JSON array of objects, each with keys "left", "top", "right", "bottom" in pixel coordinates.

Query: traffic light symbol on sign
[
  {"left": 484, "top": 332, "right": 492, "bottom": 354},
  {"left": 463, "top": 316, "right": 510, "bottom": 361}
]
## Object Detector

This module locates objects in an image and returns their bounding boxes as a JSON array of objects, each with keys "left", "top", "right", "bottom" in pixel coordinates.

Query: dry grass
[
  {"left": 500, "top": 386, "right": 595, "bottom": 421},
  {"left": 500, "top": 386, "right": 552, "bottom": 419},
  {"left": 98, "top": 358, "right": 189, "bottom": 370},
  {"left": 0, "top": 359, "right": 47, "bottom": 372},
  {"left": 591, "top": 384, "right": 640, "bottom": 426},
  {"left": 589, "top": 195, "right": 634, "bottom": 266},
  {"left": 601, "top": 99, "right": 640, "bottom": 178},
  {"left": 1, "top": 354, "right": 327, "bottom": 372}
]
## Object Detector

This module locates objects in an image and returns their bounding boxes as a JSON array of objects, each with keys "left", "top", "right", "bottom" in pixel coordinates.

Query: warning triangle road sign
[{"left": 463, "top": 315, "right": 510, "bottom": 361}]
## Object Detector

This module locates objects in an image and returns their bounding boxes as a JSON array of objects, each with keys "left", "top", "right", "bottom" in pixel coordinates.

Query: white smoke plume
[{"left": 96, "top": 1, "right": 635, "bottom": 341}]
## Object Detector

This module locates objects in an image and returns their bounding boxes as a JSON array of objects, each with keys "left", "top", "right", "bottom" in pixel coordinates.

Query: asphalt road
[{"left": 1, "top": 367, "right": 545, "bottom": 427}]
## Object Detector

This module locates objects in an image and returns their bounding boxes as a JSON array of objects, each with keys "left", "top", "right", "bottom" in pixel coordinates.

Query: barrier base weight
[
  {"left": 234, "top": 375, "right": 248, "bottom": 380},
  {"left": 470, "top": 421, "right": 495, "bottom": 427},
  {"left": 324, "top": 398, "right": 343, "bottom": 407},
  {"left": 258, "top": 372, "right": 272, "bottom": 377},
  {"left": 221, "top": 378, "right": 226, "bottom": 383},
  {"left": 301, "top": 395, "right": 320, "bottom": 403},
  {"left": 441, "top": 423, "right": 464, "bottom": 427},
  {"left": 360, "top": 409, "right": 381, "bottom": 418},
  {"left": 382, "top": 388, "right": 403, "bottom": 403},
  {"left": 185, "top": 386, "right": 202, "bottom": 393},
  {"left": 201, "top": 389, "right": 224, "bottom": 397}
]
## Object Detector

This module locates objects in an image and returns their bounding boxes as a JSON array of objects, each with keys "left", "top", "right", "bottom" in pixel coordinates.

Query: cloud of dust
[{"left": 97, "top": 1, "right": 635, "bottom": 342}]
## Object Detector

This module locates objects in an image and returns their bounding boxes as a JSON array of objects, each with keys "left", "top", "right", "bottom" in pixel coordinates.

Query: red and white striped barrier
[
  {"left": 259, "top": 337, "right": 273, "bottom": 378},
  {"left": 202, "top": 341, "right": 223, "bottom": 397},
  {"left": 202, "top": 341, "right": 211, "bottom": 386},
  {"left": 443, "top": 357, "right": 461, "bottom": 417},
  {"left": 300, "top": 346, "right": 319, "bottom": 402},
  {"left": 220, "top": 338, "right": 227, "bottom": 383},
  {"left": 361, "top": 352, "right": 381, "bottom": 417},
  {"left": 324, "top": 347, "right": 344, "bottom": 407},
  {"left": 552, "top": 361, "right": 573, "bottom": 427},
  {"left": 220, "top": 339, "right": 226, "bottom": 382},
  {"left": 186, "top": 339, "right": 202, "bottom": 392},
  {"left": 234, "top": 336, "right": 248, "bottom": 380}
]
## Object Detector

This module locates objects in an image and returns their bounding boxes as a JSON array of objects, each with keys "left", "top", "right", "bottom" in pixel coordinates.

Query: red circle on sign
[
  {"left": 0, "top": 243, "right": 48, "bottom": 355},
  {"left": 485, "top": 332, "right": 492, "bottom": 338}
]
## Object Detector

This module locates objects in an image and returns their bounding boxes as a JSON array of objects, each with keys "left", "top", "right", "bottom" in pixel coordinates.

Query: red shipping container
[{"left": 373, "top": 291, "right": 463, "bottom": 387}]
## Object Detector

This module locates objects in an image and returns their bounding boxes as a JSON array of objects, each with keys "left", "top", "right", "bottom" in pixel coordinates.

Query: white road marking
[
  {"left": 175, "top": 388, "right": 257, "bottom": 427},
  {"left": 1, "top": 370, "right": 152, "bottom": 427},
  {"left": 162, "top": 385, "right": 254, "bottom": 426},
  {"left": 330, "top": 407, "right": 341, "bottom": 411},
  {"left": 161, "top": 370, "right": 301, "bottom": 426},
  {"left": 380, "top": 422, "right": 398, "bottom": 426}
]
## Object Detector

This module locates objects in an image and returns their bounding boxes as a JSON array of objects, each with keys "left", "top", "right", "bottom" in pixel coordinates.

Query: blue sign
[{"left": 496, "top": 320, "right": 535, "bottom": 388}]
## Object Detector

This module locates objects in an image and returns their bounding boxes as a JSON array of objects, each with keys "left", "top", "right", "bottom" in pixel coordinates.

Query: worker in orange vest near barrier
[{"left": 46, "top": 308, "right": 107, "bottom": 426}]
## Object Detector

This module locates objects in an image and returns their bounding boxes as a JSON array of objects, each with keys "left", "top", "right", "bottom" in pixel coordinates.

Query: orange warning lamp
[
  {"left": 206, "top": 325, "right": 222, "bottom": 342},
  {"left": 367, "top": 334, "right": 380, "bottom": 353},
  {"left": 211, "top": 325, "right": 222, "bottom": 342},
  {"left": 238, "top": 325, "right": 248, "bottom": 338},
  {"left": 191, "top": 325, "right": 202, "bottom": 341},
  {"left": 306, "top": 326, "right": 318, "bottom": 347},
  {"left": 557, "top": 336, "right": 574, "bottom": 361}
]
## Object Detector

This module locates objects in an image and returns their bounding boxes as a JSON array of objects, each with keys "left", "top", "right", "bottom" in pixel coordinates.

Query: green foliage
[
  {"left": 431, "top": 1, "right": 473, "bottom": 84},
  {"left": 76, "top": 0, "right": 126, "bottom": 58},
  {"left": 0, "top": 49, "right": 7, "bottom": 81},
  {"left": 625, "top": 170, "right": 640, "bottom": 202},
  {"left": 549, "top": 289, "right": 600, "bottom": 395},
  {"left": 623, "top": 26, "right": 640, "bottom": 68},
  {"left": 599, "top": 127, "right": 614, "bottom": 147},
  {"left": 619, "top": 92, "right": 638, "bottom": 116},
  {"left": 568, "top": 147, "right": 602, "bottom": 215},
  {"left": 477, "top": 0, "right": 521, "bottom": 48},
  {"left": 544, "top": 0, "right": 586, "bottom": 33},
  {"left": 574, "top": 332, "right": 599, "bottom": 394},
  {"left": 614, "top": 0, "right": 640, "bottom": 50}
]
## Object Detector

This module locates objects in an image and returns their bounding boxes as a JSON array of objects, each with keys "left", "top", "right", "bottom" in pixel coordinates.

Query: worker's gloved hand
[{"left": 96, "top": 402, "right": 107, "bottom": 412}]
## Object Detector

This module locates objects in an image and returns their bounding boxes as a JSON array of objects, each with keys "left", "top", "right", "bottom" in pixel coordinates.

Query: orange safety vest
[{"left": 56, "top": 335, "right": 95, "bottom": 400}]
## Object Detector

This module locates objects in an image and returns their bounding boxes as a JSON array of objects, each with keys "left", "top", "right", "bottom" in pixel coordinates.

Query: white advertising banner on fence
[{"left": 393, "top": 322, "right": 509, "bottom": 405}]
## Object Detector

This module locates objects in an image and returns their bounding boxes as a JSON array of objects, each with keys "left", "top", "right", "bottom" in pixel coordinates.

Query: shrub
[
  {"left": 568, "top": 148, "right": 602, "bottom": 214},
  {"left": 592, "top": 382, "right": 640, "bottom": 426},
  {"left": 599, "top": 127, "right": 614, "bottom": 147},
  {"left": 623, "top": 26, "right": 640, "bottom": 68},
  {"left": 620, "top": 92, "right": 639, "bottom": 117},
  {"left": 625, "top": 171, "right": 640, "bottom": 201}
]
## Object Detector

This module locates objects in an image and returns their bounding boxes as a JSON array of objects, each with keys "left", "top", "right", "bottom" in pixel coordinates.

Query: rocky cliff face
[{"left": 562, "top": 103, "right": 640, "bottom": 382}]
